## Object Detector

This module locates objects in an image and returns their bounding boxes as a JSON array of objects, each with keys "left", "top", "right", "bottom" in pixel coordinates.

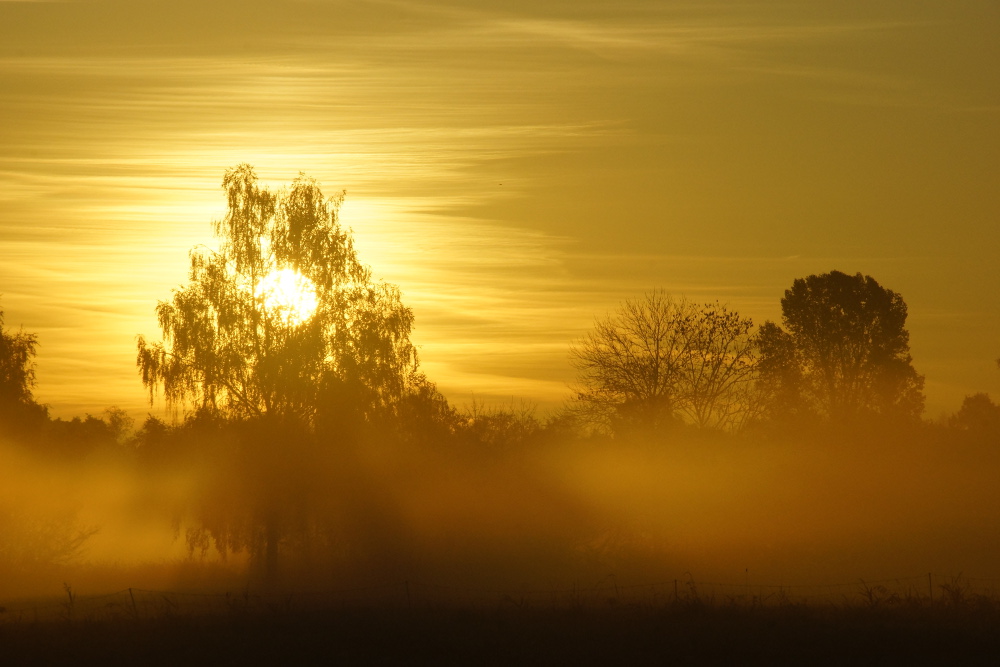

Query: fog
[{"left": 4, "top": 417, "right": 999, "bottom": 605}]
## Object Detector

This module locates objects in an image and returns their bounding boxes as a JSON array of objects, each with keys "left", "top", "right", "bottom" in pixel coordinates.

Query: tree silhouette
[
  {"left": 675, "top": 302, "right": 760, "bottom": 430},
  {"left": 571, "top": 291, "right": 759, "bottom": 435},
  {"left": 136, "top": 165, "right": 421, "bottom": 582},
  {"left": 137, "top": 164, "right": 418, "bottom": 424},
  {"left": 758, "top": 270, "right": 924, "bottom": 423},
  {"left": 950, "top": 393, "right": 1000, "bottom": 435},
  {"left": 0, "top": 305, "right": 47, "bottom": 437}
]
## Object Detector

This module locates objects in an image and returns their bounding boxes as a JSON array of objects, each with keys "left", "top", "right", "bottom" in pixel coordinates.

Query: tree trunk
[{"left": 264, "top": 513, "right": 279, "bottom": 590}]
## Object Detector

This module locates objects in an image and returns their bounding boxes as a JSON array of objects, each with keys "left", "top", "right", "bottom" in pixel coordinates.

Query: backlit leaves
[{"left": 137, "top": 164, "right": 418, "bottom": 425}]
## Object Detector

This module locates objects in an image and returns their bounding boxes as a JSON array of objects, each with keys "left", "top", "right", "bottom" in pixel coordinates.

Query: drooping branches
[{"left": 137, "top": 164, "right": 418, "bottom": 425}]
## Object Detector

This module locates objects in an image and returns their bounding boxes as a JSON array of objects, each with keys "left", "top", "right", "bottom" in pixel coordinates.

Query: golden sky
[{"left": 1, "top": 0, "right": 998, "bottom": 420}]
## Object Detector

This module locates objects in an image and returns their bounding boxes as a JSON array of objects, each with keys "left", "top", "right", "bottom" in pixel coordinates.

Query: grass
[{"left": 3, "top": 578, "right": 1000, "bottom": 666}]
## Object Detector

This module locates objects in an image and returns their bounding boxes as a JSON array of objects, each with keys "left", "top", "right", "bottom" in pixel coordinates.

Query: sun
[{"left": 257, "top": 268, "right": 319, "bottom": 326}]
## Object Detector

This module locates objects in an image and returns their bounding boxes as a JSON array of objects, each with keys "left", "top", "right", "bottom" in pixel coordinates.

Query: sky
[{"left": 1, "top": 0, "right": 998, "bottom": 421}]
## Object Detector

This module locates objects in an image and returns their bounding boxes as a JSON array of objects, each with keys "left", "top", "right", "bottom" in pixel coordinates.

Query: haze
[{"left": 2, "top": 0, "right": 1000, "bottom": 610}]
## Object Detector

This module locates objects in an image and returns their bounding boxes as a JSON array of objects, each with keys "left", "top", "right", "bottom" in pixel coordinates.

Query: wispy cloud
[
  {"left": 360, "top": 1, "right": 921, "bottom": 58},
  {"left": 1, "top": 1, "right": 997, "bottom": 417}
]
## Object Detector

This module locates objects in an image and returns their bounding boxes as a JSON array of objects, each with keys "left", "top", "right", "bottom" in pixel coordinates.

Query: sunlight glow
[{"left": 257, "top": 268, "right": 319, "bottom": 326}]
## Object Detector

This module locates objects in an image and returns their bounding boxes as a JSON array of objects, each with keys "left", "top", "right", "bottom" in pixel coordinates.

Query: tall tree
[
  {"left": 758, "top": 270, "right": 924, "bottom": 422},
  {"left": 570, "top": 291, "right": 759, "bottom": 435},
  {"left": 136, "top": 165, "right": 421, "bottom": 581},
  {"left": 137, "top": 164, "right": 419, "bottom": 425}
]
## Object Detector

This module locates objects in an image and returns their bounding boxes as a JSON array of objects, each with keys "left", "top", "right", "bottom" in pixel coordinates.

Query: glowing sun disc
[{"left": 257, "top": 268, "right": 319, "bottom": 326}]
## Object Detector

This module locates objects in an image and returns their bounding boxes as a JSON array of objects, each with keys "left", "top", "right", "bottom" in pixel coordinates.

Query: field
[{"left": 4, "top": 578, "right": 1000, "bottom": 666}]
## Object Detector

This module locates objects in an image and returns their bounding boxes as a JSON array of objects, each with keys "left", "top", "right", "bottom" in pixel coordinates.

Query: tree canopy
[
  {"left": 950, "top": 393, "right": 1000, "bottom": 434},
  {"left": 570, "top": 291, "right": 759, "bottom": 435},
  {"left": 134, "top": 165, "right": 429, "bottom": 583},
  {"left": 757, "top": 270, "right": 924, "bottom": 422},
  {"left": 0, "top": 307, "right": 37, "bottom": 407},
  {"left": 137, "top": 164, "right": 419, "bottom": 426},
  {"left": 0, "top": 305, "right": 47, "bottom": 436}
]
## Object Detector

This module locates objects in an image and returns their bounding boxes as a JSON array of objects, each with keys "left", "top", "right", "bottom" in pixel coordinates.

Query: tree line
[
  {"left": 2, "top": 164, "right": 998, "bottom": 582},
  {"left": 571, "top": 270, "right": 927, "bottom": 437}
]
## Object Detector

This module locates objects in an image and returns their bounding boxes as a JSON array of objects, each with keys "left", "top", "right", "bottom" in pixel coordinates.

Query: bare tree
[
  {"left": 570, "top": 291, "right": 759, "bottom": 435},
  {"left": 676, "top": 303, "right": 760, "bottom": 431}
]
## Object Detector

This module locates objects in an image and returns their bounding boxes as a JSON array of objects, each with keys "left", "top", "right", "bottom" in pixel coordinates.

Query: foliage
[
  {"left": 102, "top": 406, "right": 134, "bottom": 445},
  {"left": 0, "top": 305, "right": 47, "bottom": 435},
  {"left": 391, "top": 379, "right": 462, "bottom": 446},
  {"left": 137, "top": 164, "right": 419, "bottom": 426},
  {"left": 0, "top": 307, "right": 37, "bottom": 405},
  {"left": 570, "top": 291, "right": 759, "bottom": 435},
  {"left": 134, "top": 165, "right": 427, "bottom": 582},
  {"left": 44, "top": 415, "right": 117, "bottom": 456},
  {"left": 757, "top": 271, "right": 924, "bottom": 423},
  {"left": 950, "top": 393, "right": 1000, "bottom": 434},
  {"left": 457, "top": 399, "right": 542, "bottom": 457}
]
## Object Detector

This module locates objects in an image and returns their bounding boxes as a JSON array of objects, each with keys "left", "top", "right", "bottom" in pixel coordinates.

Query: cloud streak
[{"left": 1, "top": 1, "right": 997, "bottom": 417}]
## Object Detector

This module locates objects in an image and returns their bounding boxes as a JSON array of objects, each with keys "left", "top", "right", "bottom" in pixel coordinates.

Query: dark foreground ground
[{"left": 3, "top": 600, "right": 1000, "bottom": 666}]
